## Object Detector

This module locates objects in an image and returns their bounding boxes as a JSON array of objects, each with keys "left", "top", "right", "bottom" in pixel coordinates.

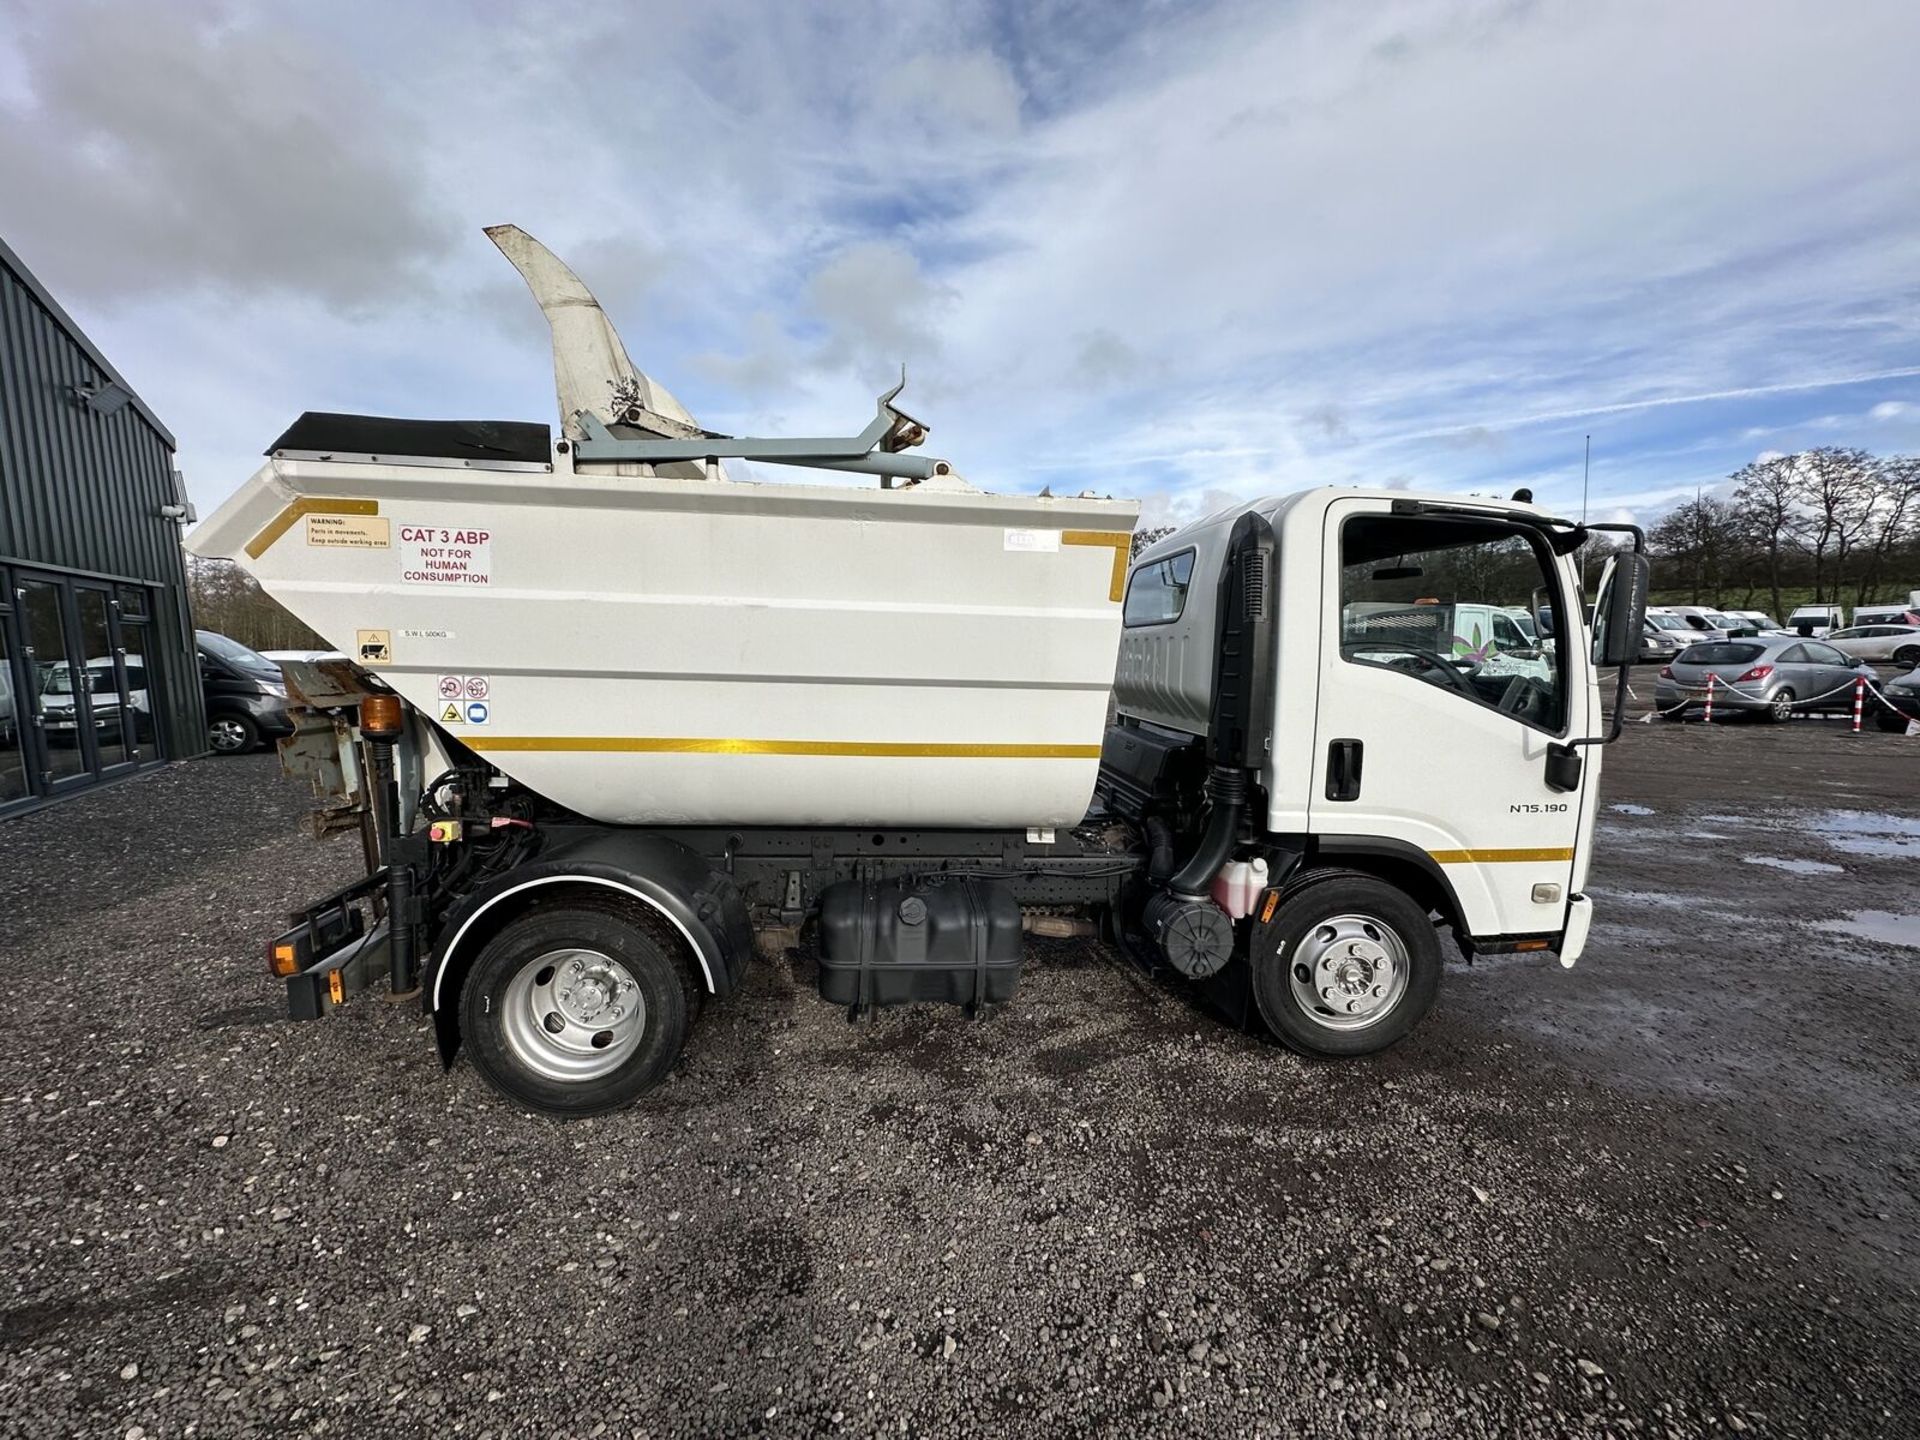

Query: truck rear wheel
[
  {"left": 1251, "top": 874, "right": 1441, "bottom": 1057},
  {"left": 460, "top": 904, "right": 692, "bottom": 1117}
]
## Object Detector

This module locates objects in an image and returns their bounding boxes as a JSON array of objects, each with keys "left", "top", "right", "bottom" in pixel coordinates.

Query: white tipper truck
[{"left": 188, "top": 227, "right": 1651, "bottom": 1117}]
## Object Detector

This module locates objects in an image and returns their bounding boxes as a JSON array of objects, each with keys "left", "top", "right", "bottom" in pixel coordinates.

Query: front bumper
[
  {"left": 1558, "top": 894, "right": 1593, "bottom": 967},
  {"left": 1654, "top": 681, "right": 1773, "bottom": 714}
]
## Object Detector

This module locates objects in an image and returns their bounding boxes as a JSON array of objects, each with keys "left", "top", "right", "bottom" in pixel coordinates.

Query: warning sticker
[
  {"left": 1004, "top": 528, "right": 1062, "bottom": 553},
  {"left": 437, "top": 675, "right": 463, "bottom": 700},
  {"left": 399, "top": 524, "right": 492, "bottom": 587},
  {"left": 355, "top": 630, "right": 392, "bottom": 666},
  {"left": 464, "top": 675, "right": 490, "bottom": 700},
  {"left": 464, "top": 701, "right": 491, "bottom": 726},
  {"left": 440, "top": 703, "right": 463, "bottom": 724},
  {"left": 306, "top": 513, "right": 391, "bottom": 549}
]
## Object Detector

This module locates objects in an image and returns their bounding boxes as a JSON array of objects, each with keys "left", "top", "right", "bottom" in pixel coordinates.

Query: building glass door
[
  {"left": 18, "top": 576, "right": 91, "bottom": 790},
  {"left": 0, "top": 589, "right": 30, "bottom": 807},
  {"left": 75, "top": 584, "right": 137, "bottom": 772}
]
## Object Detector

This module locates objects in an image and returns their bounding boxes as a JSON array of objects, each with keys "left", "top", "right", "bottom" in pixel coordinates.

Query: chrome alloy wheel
[
  {"left": 499, "top": 948, "right": 647, "bottom": 1082},
  {"left": 1287, "top": 914, "right": 1411, "bottom": 1031},
  {"left": 208, "top": 717, "right": 251, "bottom": 753}
]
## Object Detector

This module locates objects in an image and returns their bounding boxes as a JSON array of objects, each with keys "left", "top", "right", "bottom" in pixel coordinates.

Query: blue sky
[{"left": 3, "top": 0, "right": 1917, "bottom": 530}]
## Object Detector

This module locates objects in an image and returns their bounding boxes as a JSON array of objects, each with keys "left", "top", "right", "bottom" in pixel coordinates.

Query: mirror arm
[{"left": 1573, "top": 524, "right": 1649, "bottom": 747}]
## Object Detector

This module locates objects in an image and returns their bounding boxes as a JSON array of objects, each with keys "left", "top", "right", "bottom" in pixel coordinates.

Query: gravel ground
[{"left": 1, "top": 704, "right": 1917, "bottom": 1439}]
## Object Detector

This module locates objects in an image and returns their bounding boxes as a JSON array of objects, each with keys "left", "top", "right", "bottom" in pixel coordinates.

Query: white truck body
[
  {"left": 189, "top": 454, "right": 1134, "bottom": 829},
  {"left": 195, "top": 224, "right": 1648, "bottom": 1118}
]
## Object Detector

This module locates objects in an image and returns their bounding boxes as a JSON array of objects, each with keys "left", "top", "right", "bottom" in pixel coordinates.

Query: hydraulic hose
[{"left": 1143, "top": 816, "right": 1178, "bottom": 884}]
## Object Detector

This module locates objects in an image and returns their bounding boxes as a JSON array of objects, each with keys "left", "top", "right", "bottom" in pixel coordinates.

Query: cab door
[{"left": 1307, "top": 499, "right": 1589, "bottom": 940}]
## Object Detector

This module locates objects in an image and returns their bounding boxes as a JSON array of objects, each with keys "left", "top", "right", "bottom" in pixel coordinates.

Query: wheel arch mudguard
[
  {"left": 1303, "top": 835, "right": 1482, "bottom": 937},
  {"left": 425, "top": 830, "right": 752, "bottom": 1066}
]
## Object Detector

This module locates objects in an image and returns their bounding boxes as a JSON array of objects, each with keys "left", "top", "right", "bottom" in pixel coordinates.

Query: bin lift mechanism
[{"left": 569, "top": 378, "right": 945, "bottom": 485}]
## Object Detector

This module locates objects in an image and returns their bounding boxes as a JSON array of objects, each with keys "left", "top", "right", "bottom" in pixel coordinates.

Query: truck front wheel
[
  {"left": 460, "top": 904, "right": 693, "bottom": 1117},
  {"left": 1251, "top": 874, "right": 1441, "bottom": 1057}
]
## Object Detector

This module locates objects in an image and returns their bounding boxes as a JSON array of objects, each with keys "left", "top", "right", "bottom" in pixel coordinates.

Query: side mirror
[{"left": 1595, "top": 552, "right": 1651, "bottom": 668}]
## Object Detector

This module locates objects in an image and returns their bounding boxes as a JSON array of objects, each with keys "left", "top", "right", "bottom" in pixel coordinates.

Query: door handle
[{"left": 1325, "top": 739, "right": 1363, "bottom": 801}]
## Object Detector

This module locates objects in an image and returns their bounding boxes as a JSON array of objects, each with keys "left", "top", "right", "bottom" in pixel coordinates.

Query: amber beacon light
[{"left": 359, "top": 694, "right": 406, "bottom": 740}]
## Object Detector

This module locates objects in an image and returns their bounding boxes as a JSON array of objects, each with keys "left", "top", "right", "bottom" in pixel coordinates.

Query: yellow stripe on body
[
  {"left": 466, "top": 736, "right": 1103, "bottom": 759},
  {"left": 1428, "top": 847, "right": 1575, "bottom": 864},
  {"left": 1061, "top": 530, "right": 1133, "bottom": 602},
  {"left": 245, "top": 498, "right": 381, "bottom": 558}
]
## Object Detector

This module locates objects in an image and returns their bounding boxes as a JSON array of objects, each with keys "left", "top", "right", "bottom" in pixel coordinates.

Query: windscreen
[
  {"left": 1338, "top": 515, "right": 1567, "bottom": 734},
  {"left": 1679, "top": 643, "right": 1764, "bottom": 665},
  {"left": 197, "top": 631, "right": 277, "bottom": 673}
]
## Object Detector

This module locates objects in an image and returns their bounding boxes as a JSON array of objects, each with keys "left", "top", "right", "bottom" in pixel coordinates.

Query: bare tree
[
  {"left": 1854, "top": 454, "right": 1920, "bottom": 606},
  {"left": 186, "top": 557, "right": 328, "bottom": 651},
  {"left": 1790, "top": 448, "right": 1877, "bottom": 602},
  {"left": 1649, "top": 495, "right": 1740, "bottom": 603},
  {"left": 1728, "top": 455, "right": 1804, "bottom": 620}
]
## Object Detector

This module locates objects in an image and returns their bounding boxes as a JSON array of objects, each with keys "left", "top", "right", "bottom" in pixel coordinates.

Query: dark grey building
[{"left": 1, "top": 234, "right": 204, "bottom": 815}]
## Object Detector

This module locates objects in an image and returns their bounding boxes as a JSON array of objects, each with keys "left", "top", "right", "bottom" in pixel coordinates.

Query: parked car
[
  {"left": 1783, "top": 603, "right": 1845, "bottom": 637},
  {"left": 1824, "top": 625, "right": 1920, "bottom": 668},
  {"left": 1636, "top": 619, "right": 1687, "bottom": 665},
  {"left": 259, "top": 649, "right": 348, "bottom": 664},
  {"left": 1646, "top": 607, "right": 1727, "bottom": 644},
  {"left": 1667, "top": 604, "right": 1759, "bottom": 638},
  {"left": 36, "top": 658, "right": 126, "bottom": 746},
  {"left": 1851, "top": 603, "right": 1920, "bottom": 629},
  {"left": 1655, "top": 636, "right": 1875, "bottom": 722},
  {"left": 197, "top": 630, "right": 295, "bottom": 754},
  {"left": 1876, "top": 667, "right": 1920, "bottom": 732},
  {"left": 1728, "top": 609, "right": 1781, "bottom": 632}
]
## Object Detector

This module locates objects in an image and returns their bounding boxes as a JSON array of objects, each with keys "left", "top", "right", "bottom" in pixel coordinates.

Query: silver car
[
  {"left": 1824, "top": 624, "right": 1920, "bottom": 669},
  {"left": 1875, "top": 667, "right": 1920, "bottom": 731},
  {"left": 1654, "top": 635, "right": 1875, "bottom": 722}
]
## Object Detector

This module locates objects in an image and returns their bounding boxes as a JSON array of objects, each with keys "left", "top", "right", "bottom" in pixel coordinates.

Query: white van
[
  {"left": 1344, "top": 601, "right": 1551, "bottom": 682},
  {"left": 1784, "top": 604, "right": 1845, "bottom": 637},
  {"left": 1852, "top": 603, "right": 1920, "bottom": 628},
  {"left": 1647, "top": 606, "right": 1728, "bottom": 645}
]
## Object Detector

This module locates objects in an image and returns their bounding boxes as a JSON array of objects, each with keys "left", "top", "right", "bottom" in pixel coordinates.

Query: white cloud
[{"left": 3, "top": 0, "right": 1917, "bottom": 521}]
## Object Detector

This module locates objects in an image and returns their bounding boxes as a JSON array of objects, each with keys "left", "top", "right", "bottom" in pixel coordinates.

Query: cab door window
[{"left": 1339, "top": 515, "right": 1568, "bottom": 734}]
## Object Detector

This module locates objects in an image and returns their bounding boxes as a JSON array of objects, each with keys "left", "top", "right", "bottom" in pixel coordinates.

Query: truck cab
[{"left": 1111, "top": 489, "right": 1642, "bottom": 1052}]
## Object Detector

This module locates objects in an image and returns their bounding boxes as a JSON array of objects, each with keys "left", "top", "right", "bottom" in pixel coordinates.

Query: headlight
[{"left": 261, "top": 682, "right": 287, "bottom": 698}]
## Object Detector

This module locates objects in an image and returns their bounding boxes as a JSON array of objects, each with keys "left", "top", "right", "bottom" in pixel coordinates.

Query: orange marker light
[
  {"left": 1515, "top": 939, "right": 1550, "bottom": 952},
  {"left": 327, "top": 970, "right": 345, "bottom": 1005},
  {"left": 1258, "top": 890, "right": 1280, "bottom": 924},
  {"left": 270, "top": 943, "right": 299, "bottom": 977},
  {"left": 359, "top": 694, "right": 405, "bottom": 739}
]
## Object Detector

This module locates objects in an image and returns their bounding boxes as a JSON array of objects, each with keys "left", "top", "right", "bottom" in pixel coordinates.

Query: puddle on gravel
[
  {"left": 1830, "top": 911, "right": 1919, "bottom": 948},
  {"left": 1608, "top": 803, "right": 1657, "bottom": 816},
  {"left": 1808, "top": 810, "right": 1920, "bottom": 861},
  {"left": 1585, "top": 887, "right": 1691, "bottom": 909},
  {"left": 1743, "top": 855, "right": 1845, "bottom": 876}
]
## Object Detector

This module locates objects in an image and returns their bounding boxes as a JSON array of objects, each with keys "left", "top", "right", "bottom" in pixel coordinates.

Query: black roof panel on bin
[{"left": 268, "top": 412, "right": 552, "bottom": 465}]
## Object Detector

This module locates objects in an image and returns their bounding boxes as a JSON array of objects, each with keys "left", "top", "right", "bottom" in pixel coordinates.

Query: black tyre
[
  {"left": 461, "top": 903, "right": 694, "bottom": 1118},
  {"left": 1894, "top": 646, "right": 1920, "bottom": 670},
  {"left": 1251, "top": 873, "right": 1442, "bottom": 1057},
  {"left": 208, "top": 712, "right": 259, "bottom": 754},
  {"left": 1765, "top": 688, "right": 1795, "bottom": 723}
]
